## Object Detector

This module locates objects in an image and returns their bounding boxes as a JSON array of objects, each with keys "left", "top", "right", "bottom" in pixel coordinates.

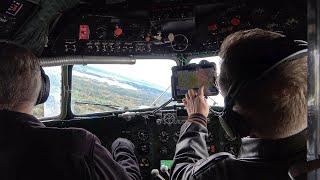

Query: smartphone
[{"left": 171, "top": 61, "right": 219, "bottom": 101}]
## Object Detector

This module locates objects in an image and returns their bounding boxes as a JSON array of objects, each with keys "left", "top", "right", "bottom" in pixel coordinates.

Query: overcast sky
[{"left": 90, "top": 59, "right": 176, "bottom": 90}]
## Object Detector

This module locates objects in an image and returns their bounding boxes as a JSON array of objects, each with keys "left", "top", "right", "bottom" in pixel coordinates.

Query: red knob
[
  {"left": 209, "top": 145, "right": 216, "bottom": 153},
  {"left": 114, "top": 27, "right": 123, "bottom": 37},
  {"left": 208, "top": 24, "right": 218, "bottom": 31},
  {"left": 231, "top": 18, "right": 241, "bottom": 26}
]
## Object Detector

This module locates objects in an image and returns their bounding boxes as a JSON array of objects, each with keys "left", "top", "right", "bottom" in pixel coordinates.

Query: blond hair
[
  {"left": 218, "top": 29, "right": 307, "bottom": 139},
  {"left": 0, "top": 42, "right": 40, "bottom": 110}
]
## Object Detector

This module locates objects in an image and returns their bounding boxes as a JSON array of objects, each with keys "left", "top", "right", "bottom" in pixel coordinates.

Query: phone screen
[{"left": 172, "top": 63, "right": 219, "bottom": 100}]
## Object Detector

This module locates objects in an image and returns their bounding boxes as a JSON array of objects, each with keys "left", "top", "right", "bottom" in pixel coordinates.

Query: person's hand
[{"left": 182, "top": 86, "right": 209, "bottom": 118}]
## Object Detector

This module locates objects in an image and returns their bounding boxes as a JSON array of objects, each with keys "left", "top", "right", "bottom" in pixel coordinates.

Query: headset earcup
[{"left": 36, "top": 67, "right": 50, "bottom": 105}]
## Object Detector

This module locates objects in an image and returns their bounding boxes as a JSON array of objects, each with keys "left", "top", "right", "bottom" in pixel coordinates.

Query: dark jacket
[
  {"left": 171, "top": 114, "right": 306, "bottom": 180},
  {"left": 0, "top": 110, "right": 141, "bottom": 180}
]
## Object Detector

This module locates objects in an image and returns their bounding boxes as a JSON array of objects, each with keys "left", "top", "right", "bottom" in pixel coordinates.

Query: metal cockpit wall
[{"left": 307, "top": 0, "right": 320, "bottom": 179}]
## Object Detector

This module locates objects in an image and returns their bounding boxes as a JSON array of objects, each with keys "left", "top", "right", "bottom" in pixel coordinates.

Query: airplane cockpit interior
[{"left": 0, "top": 0, "right": 312, "bottom": 179}]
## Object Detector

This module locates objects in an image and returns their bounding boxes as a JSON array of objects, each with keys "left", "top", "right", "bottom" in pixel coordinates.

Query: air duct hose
[{"left": 39, "top": 56, "right": 136, "bottom": 67}]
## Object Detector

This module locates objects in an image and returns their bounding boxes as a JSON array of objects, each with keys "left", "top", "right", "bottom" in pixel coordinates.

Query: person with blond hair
[{"left": 171, "top": 29, "right": 307, "bottom": 180}]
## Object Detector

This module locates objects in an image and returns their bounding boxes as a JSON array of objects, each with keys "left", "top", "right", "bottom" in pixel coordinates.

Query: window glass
[
  {"left": 33, "top": 66, "right": 62, "bottom": 119},
  {"left": 189, "top": 56, "right": 224, "bottom": 107},
  {"left": 72, "top": 60, "right": 177, "bottom": 115}
]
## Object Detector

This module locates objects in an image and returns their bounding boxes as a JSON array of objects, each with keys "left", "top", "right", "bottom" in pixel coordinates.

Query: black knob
[
  {"left": 139, "top": 144, "right": 150, "bottom": 154},
  {"left": 138, "top": 131, "right": 149, "bottom": 142},
  {"left": 159, "top": 131, "right": 169, "bottom": 143},
  {"left": 160, "top": 147, "right": 169, "bottom": 156}
]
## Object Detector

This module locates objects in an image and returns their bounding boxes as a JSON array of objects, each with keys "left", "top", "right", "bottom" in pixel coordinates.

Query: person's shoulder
[
  {"left": 192, "top": 152, "right": 235, "bottom": 178},
  {"left": 39, "top": 126, "right": 96, "bottom": 138},
  {"left": 39, "top": 126, "right": 99, "bottom": 155},
  {"left": 63, "top": 127, "right": 98, "bottom": 140}
]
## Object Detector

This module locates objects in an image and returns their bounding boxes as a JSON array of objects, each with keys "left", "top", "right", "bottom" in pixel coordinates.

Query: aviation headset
[
  {"left": 216, "top": 37, "right": 308, "bottom": 140},
  {"left": 0, "top": 40, "right": 50, "bottom": 105},
  {"left": 36, "top": 67, "right": 50, "bottom": 105}
]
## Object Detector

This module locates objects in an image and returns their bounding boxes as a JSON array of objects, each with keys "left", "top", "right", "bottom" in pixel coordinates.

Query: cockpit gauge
[
  {"left": 170, "top": 34, "right": 189, "bottom": 52},
  {"left": 138, "top": 131, "right": 149, "bottom": 142},
  {"left": 162, "top": 113, "right": 175, "bottom": 125},
  {"left": 95, "top": 25, "right": 109, "bottom": 39}
]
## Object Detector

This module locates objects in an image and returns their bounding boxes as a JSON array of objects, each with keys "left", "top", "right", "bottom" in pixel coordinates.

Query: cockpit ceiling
[{"left": 0, "top": 0, "right": 306, "bottom": 59}]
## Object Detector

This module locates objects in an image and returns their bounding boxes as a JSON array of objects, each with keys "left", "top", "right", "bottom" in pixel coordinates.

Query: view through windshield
[
  {"left": 33, "top": 58, "right": 224, "bottom": 117},
  {"left": 33, "top": 66, "right": 62, "bottom": 119},
  {"left": 71, "top": 59, "right": 177, "bottom": 114},
  {"left": 71, "top": 57, "right": 224, "bottom": 115}
]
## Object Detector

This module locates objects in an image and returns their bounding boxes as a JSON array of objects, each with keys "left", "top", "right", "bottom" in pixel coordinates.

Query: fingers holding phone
[{"left": 183, "top": 86, "right": 209, "bottom": 118}]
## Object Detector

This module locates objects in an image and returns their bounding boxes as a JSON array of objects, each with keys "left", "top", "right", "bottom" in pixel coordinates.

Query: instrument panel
[
  {"left": 43, "top": 0, "right": 306, "bottom": 58},
  {"left": 0, "top": 0, "right": 38, "bottom": 39},
  {"left": 44, "top": 107, "right": 240, "bottom": 180}
]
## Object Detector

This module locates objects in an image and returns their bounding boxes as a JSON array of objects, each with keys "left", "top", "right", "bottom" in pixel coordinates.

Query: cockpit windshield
[
  {"left": 71, "top": 59, "right": 177, "bottom": 115},
  {"left": 33, "top": 57, "right": 224, "bottom": 118},
  {"left": 71, "top": 57, "right": 224, "bottom": 115}
]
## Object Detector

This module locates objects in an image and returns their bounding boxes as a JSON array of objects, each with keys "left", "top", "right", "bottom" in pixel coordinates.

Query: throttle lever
[
  {"left": 160, "top": 165, "right": 170, "bottom": 178},
  {"left": 151, "top": 169, "right": 166, "bottom": 180}
]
